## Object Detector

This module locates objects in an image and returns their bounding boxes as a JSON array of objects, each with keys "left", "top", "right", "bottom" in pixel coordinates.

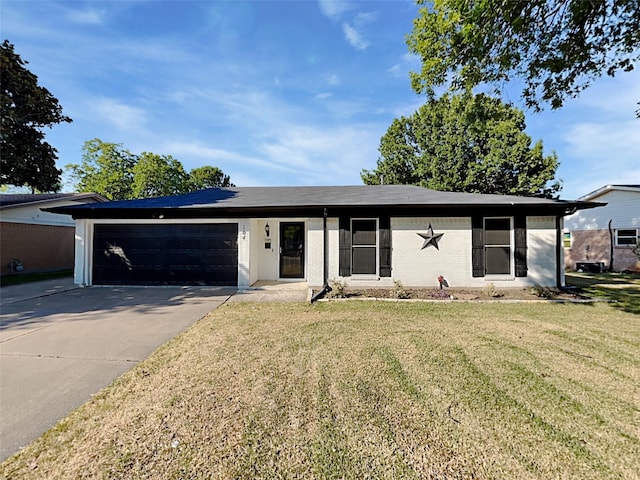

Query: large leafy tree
[
  {"left": 361, "top": 94, "right": 561, "bottom": 198},
  {"left": 131, "top": 152, "right": 189, "bottom": 198},
  {"left": 1, "top": 40, "right": 72, "bottom": 192},
  {"left": 407, "top": 0, "right": 640, "bottom": 113},
  {"left": 189, "top": 166, "right": 234, "bottom": 190},
  {"left": 67, "top": 138, "right": 233, "bottom": 200},
  {"left": 67, "top": 139, "right": 137, "bottom": 200}
]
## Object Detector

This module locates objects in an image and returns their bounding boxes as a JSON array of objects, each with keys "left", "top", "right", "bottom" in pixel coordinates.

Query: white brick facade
[{"left": 73, "top": 215, "right": 561, "bottom": 288}]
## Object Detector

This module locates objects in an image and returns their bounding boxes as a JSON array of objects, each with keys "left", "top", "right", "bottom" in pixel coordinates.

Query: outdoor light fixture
[{"left": 265, "top": 223, "right": 270, "bottom": 237}]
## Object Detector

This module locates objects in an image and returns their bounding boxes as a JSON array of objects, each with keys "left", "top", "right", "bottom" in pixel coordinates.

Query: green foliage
[
  {"left": 391, "top": 280, "right": 410, "bottom": 299},
  {"left": 67, "top": 139, "right": 137, "bottom": 201},
  {"left": 530, "top": 284, "right": 559, "bottom": 299},
  {"left": 131, "top": 152, "right": 188, "bottom": 198},
  {"left": 189, "top": 165, "right": 234, "bottom": 190},
  {"left": 0, "top": 40, "right": 72, "bottom": 192},
  {"left": 66, "top": 139, "right": 233, "bottom": 200},
  {"left": 362, "top": 93, "right": 561, "bottom": 197},
  {"left": 328, "top": 278, "right": 347, "bottom": 298},
  {"left": 407, "top": 0, "right": 640, "bottom": 113}
]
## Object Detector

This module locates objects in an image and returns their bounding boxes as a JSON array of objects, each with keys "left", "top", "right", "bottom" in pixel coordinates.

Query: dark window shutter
[
  {"left": 514, "top": 215, "right": 528, "bottom": 277},
  {"left": 339, "top": 216, "right": 351, "bottom": 277},
  {"left": 472, "top": 215, "right": 484, "bottom": 277},
  {"left": 379, "top": 216, "right": 391, "bottom": 277}
]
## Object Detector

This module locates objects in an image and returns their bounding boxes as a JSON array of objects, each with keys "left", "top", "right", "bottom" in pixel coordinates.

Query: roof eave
[{"left": 45, "top": 200, "right": 599, "bottom": 219}]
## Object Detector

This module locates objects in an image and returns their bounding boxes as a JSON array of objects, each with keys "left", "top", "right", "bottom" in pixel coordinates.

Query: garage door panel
[{"left": 93, "top": 224, "right": 238, "bottom": 286}]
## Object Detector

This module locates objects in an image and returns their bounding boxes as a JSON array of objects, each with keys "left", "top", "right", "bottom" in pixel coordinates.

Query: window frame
[
  {"left": 615, "top": 228, "right": 639, "bottom": 247},
  {"left": 483, "top": 217, "right": 514, "bottom": 277},
  {"left": 351, "top": 218, "right": 378, "bottom": 276}
]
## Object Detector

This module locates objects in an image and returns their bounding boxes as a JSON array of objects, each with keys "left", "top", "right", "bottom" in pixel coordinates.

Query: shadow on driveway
[{"left": 0, "top": 285, "right": 234, "bottom": 462}]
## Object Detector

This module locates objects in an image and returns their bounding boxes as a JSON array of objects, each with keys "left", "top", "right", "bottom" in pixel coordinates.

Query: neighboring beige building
[
  {"left": 0, "top": 193, "right": 106, "bottom": 276},
  {"left": 564, "top": 185, "right": 640, "bottom": 273}
]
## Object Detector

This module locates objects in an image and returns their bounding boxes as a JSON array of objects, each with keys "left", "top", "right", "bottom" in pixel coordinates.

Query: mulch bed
[{"left": 324, "top": 286, "right": 591, "bottom": 302}]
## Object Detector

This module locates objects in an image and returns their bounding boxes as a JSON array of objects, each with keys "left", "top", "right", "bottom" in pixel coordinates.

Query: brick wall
[
  {"left": 565, "top": 229, "right": 640, "bottom": 272},
  {"left": 0, "top": 222, "right": 75, "bottom": 275}
]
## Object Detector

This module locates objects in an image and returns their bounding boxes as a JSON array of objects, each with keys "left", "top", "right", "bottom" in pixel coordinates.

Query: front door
[{"left": 280, "top": 222, "right": 305, "bottom": 278}]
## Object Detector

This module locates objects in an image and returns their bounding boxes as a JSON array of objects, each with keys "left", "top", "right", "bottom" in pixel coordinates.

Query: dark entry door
[{"left": 280, "top": 222, "right": 305, "bottom": 278}]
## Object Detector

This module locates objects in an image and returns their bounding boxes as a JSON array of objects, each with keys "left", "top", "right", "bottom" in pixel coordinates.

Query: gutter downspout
[
  {"left": 311, "top": 207, "right": 332, "bottom": 302},
  {"left": 555, "top": 215, "right": 564, "bottom": 290},
  {"left": 608, "top": 219, "right": 614, "bottom": 272}
]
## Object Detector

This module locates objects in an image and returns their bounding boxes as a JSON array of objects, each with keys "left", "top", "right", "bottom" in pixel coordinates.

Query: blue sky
[{"left": 2, "top": 0, "right": 638, "bottom": 200}]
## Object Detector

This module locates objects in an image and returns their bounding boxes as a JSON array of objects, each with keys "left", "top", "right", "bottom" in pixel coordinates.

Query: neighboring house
[
  {"left": 0, "top": 193, "right": 107, "bottom": 276},
  {"left": 46, "top": 186, "right": 600, "bottom": 289},
  {"left": 564, "top": 185, "right": 640, "bottom": 273}
]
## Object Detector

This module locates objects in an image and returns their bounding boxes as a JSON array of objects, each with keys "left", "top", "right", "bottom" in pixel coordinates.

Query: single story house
[
  {"left": 564, "top": 184, "right": 640, "bottom": 272},
  {"left": 1, "top": 193, "right": 106, "bottom": 276},
  {"left": 46, "top": 185, "right": 601, "bottom": 290}
]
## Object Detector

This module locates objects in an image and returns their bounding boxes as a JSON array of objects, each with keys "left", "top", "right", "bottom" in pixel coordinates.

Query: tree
[
  {"left": 189, "top": 166, "right": 234, "bottom": 190},
  {"left": 67, "top": 139, "right": 137, "bottom": 201},
  {"left": 131, "top": 152, "right": 189, "bottom": 198},
  {"left": 361, "top": 94, "right": 561, "bottom": 198},
  {"left": 67, "top": 138, "right": 233, "bottom": 200},
  {"left": 407, "top": 0, "right": 640, "bottom": 113},
  {"left": 1, "top": 40, "right": 72, "bottom": 192}
]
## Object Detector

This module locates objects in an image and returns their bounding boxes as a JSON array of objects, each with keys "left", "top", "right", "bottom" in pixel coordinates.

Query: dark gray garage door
[{"left": 92, "top": 224, "right": 238, "bottom": 286}]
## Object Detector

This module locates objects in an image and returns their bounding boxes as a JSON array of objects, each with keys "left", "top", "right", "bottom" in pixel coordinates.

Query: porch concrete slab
[
  {"left": 0, "top": 285, "right": 234, "bottom": 462},
  {"left": 229, "top": 281, "right": 310, "bottom": 302}
]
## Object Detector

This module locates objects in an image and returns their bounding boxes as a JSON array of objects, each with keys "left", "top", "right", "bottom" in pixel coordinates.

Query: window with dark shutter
[
  {"left": 379, "top": 216, "right": 391, "bottom": 277},
  {"left": 484, "top": 218, "right": 511, "bottom": 275},
  {"left": 339, "top": 216, "right": 351, "bottom": 276},
  {"left": 514, "top": 216, "right": 528, "bottom": 277},
  {"left": 472, "top": 216, "right": 485, "bottom": 277},
  {"left": 352, "top": 219, "right": 377, "bottom": 274}
]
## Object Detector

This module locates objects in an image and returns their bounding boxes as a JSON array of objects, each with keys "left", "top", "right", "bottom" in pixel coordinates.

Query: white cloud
[
  {"left": 315, "top": 92, "right": 334, "bottom": 100},
  {"left": 66, "top": 8, "right": 105, "bottom": 25},
  {"left": 559, "top": 119, "right": 640, "bottom": 198},
  {"left": 318, "top": 0, "right": 353, "bottom": 19},
  {"left": 160, "top": 141, "right": 296, "bottom": 174},
  {"left": 387, "top": 64, "right": 401, "bottom": 76},
  {"left": 327, "top": 74, "right": 340, "bottom": 85},
  {"left": 93, "top": 98, "right": 147, "bottom": 131},
  {"left": 354, "top": 11, "right": 377, "bottom": 26},
  {"left": 343, "top": 23, "right": 369, "bottom": 50}
]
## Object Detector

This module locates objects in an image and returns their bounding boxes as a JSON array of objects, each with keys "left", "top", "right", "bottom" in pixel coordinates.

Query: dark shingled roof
[
  {"left": 46, "top": 185, "right": 602, "bottom": 219},
  {"left": 0, "top": 193, "right": 106, "bottom": 208}
]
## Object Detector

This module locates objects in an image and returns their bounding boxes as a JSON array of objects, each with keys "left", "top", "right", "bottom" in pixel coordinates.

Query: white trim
[
  {"left": 615, "top": 228, "right": 639, "bottom": 247},
  {"left": 578, "top": 184, "right": 640, "bottom": 201}
]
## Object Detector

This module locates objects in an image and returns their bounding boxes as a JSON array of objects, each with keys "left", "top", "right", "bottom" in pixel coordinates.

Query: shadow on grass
[
  {"left": 0, "top": 269, "right": 73, "bottom": 287},
  {"left": 566, "top": 272, "right": 640, "bottom": 315}
]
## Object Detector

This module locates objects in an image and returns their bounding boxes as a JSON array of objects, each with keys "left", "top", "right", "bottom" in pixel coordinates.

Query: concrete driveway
[{"left": 0, "top": 281, "right": 234, "bottom": 461}]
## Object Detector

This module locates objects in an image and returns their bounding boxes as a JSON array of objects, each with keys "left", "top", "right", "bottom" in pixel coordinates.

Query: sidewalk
[{"left": 0, "top": 277, "right": 79, "bottom": 306}]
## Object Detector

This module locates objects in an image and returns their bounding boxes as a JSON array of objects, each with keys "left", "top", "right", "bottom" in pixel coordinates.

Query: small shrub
[
  {"left": 391, "top": 280, "right": 410, "bottom": 299},
  {"left": 328, "top": 278, "right": 347, "bottom": 298},
  {"left": 530, "top": 284, "right": 558, "bottom": 299},
  {"left": 484, "top": 283, "right": 502, "bottom": 298}
]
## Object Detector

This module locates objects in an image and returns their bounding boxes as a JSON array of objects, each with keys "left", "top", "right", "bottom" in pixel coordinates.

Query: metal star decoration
[{"left": 418, "top": 223, "right": 444, "bottom": 250}]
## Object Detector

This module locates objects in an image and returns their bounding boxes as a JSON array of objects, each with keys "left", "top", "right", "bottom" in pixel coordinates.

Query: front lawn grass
[
  {"left": 2, "top": 300, "right": 639, "bottom": 479},
  {"left": 566, "top": 271, "right": 640, "bottom": 314}
]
